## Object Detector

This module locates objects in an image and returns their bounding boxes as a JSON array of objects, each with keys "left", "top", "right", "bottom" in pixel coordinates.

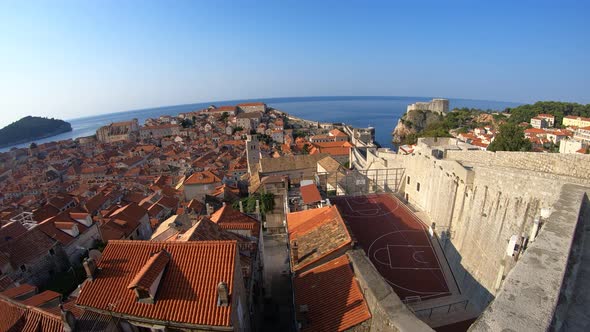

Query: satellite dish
[{"left": 88, "top": 249, "right": 102, "bottom": 261}]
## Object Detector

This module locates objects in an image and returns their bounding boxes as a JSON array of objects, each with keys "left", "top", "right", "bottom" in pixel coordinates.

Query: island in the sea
[{"left": 0, "top": 116, "right": 72, "bottom": 148}]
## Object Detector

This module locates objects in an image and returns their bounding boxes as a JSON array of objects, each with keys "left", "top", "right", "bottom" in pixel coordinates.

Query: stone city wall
[
  {"left": 446, "top": 150, "right": 590, "bottom": 180},
  {"left": 347, "top": 250, "right": 433, "bottom": 332},
  {"left": 361, "top": 149, "right": 590, "bottom": 311},
  {"left": 470, "top": 185, "right": 590, "bottom": 331}
]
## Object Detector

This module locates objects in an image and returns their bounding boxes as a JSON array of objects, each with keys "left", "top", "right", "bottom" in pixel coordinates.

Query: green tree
[
  {"left": 220, "top": 112, "right": 229, "bottom": 122},
  {"left": 505, "top": 101, "right": 590, "bottom": 127},
  {"left": 487, "top": 123, "right": 532, "bottom": 152},
  {"left": 302, "top": 143, "right": 311, "bottom": 154},
  {"left": 232, "top": 193, "right": 275, "bottom": 215},
  {"left": 180, "top": 118, "right": 193, "bottom": 128}
]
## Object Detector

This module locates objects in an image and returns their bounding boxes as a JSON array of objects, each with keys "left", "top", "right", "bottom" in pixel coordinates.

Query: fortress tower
[
  {"left": 246, "top": 134, "right": 260, "bottom": 174},
  {"left": 407, "top": 98, "right": 449, "bottom": 115}
]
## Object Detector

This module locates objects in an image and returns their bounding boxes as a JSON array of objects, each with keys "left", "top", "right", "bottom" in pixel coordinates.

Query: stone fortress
[
  {"left": 407, "top": 98, "right": 450, "bottom": 115},
  {"left": 347, "top": 97, "right": 590, "bottom": 330}
]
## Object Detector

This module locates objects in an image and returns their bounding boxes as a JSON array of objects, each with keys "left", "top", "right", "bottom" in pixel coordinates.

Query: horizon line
[{"left": 65, "top": 95, "right": 526, "bottom": 121}]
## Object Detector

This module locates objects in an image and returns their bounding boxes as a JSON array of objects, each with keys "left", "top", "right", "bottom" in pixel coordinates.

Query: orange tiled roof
[
  {"left": 0, "top": 228, "right": 55, "bottom": 268},
  {"left": 0, "top": 295, "right": 64, "bottom": 332},
  {"left": 128, "top": 250, "right": 170, "bottom": 290},
  {"left": 21, "top": 306, "right": 63, "bottom": 332},
  {"left": 0, "top": 221, "right": 28, "bottom": 246},
  {"left": 108, "top": 202, "right": 148, "bottom": 223},
  {"left": 286, "top": 206, "right": 352, "bottom": 272},
  {"left": 176, "top": 217, "right": 251, "bottom": 247},
  {"left": 210, "top": 205, "right": 260, "bottom": 238},
  {"left": 300, "top": 184, "right": 322, "bottom": 205},
  {"left": 294, "top": 255, "right": 371, "bottom": 332},
  {"left": 0, "top": 296, "right": 27, "bottom": 331},
  {"left": 524, "top": 128, "right": 547, "bottom": 135},
  {"left": 21, "top": 290, "right": 61, "bottom": 307},
  {"left": 184, "top": 171, "right": 222, "bottom": 185},
  {"left": 311, "top": 141, "right": 353, "bottom": 156},
  {"left": 1, "top": 284, "right": 37, "bottom": 299},
  {"left": 329, "top": 128, "right": 347, "bottom": 137},
  {"left": 76, "top": 240, "right": 237, "bottom": 327}
]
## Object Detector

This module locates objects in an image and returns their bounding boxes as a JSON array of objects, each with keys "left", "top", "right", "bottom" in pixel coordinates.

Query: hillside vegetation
[
  {"left": 505, "top": 101, "right": 590, "bottom": 126},
  {"left": 396, "top": 108, "right": 503, "bottom": 145},
  {"left": 0, "top": 116, "right": 72, "bottom": 147},
  {"left": 393, "top": 101, "right": 589, "bottom": 149}
]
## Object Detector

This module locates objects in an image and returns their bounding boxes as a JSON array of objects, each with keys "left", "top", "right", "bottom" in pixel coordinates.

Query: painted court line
[
  {"left": 373, "top": 247, "right": 392, "bottom": 267},
  {"left": 335, "top": 195, "right": 451, "bottom": 298},
  {"left": 412, "top": 250, "right": 429, "bottom": 264}
]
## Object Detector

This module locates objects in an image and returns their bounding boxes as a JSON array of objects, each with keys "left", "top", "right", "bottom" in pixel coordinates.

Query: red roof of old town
[
  {"left": 293, "top": 255, "right": 371, "bottom": 332},
  {"left": 76, "top": 240, "right": 238, "bottom": 327}
]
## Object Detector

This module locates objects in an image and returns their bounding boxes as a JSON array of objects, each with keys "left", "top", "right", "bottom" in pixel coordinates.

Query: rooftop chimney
[
  {"left": 217, "top": 281, "right": 230, "bottom": 307},
  {"left": 83, "top": 258, "right": 97, "bottom": 281},
  {"left": 238, "top": 200, "right": 244, "bottom": 213},
  {"left": 292, "top": 240, "right": 299, "bottom": 264},
  {"left": 206, "top": 203, "right": 214, "bottom": 216}
]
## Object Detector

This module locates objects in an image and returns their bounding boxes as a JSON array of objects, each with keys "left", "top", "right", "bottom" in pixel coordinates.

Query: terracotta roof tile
[
  {"left": 0, "top": 228, "right": 55, "bottom": 268},
  {"left": 0, "top": 295, "right": 64, "bottom": 332},
  {"left": 1, "top": 284, "right": 37, "bottom": 299},
  {"left": 300, "top": 184, "right": 322, "bottom": 205},
  {"left": 287, "top": 206, "right": 352, "bottom": 272},
  {"left": 179, "top": 217, "right": 236, "bottom": 238},
  {"left": 21, "top": 290, "right": 61, "bottom": 307},
  {"left": 294, "top": 255, "right": 371, "bottom": 332},
  {"left": 76, "top": 240, "right": 237, "bottom": 327},
  {"left": 0, "top": 221, "right": 28, "bottom": 246},
  {"left": 184, "top": 171, "right": 222, "bottom": 185},
  {"left": 108, "top": 202, "right": 148, "bottom": 222},
  {"left": 0, "top": 295, "right": 26, "bottom": 331},
  {"left": 329, "top": 128, "right": 348, "bottom": 137},
  {"left": 128, "top": 250, "right": 171, "bottom": 290},
  {"left": 21, "top": 307, "right": 63, "bottom": 332},
  {"left": 210, "top": 205, "right": 260, "bottom": 238}
]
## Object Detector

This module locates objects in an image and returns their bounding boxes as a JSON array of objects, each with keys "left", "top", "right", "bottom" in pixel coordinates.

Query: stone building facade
[
  {"left": 407, "top": 98, "right": 449, "bottom": 114},
  {"left": 96, "top": 119, "right": 139, "bottom": 143}
]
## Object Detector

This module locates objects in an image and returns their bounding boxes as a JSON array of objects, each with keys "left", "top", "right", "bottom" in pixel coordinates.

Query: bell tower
[{"left": 246, "top": 135, "right": 260, "bottom": 174}]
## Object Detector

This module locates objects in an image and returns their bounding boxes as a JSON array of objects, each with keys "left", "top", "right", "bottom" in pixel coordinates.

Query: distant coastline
[
  {"left": 0, "top": 116, "right": 72, "bottom": 149},
  {"left": 0, "top": 128, "right": 72, "bottom": 149},
  {"left": 0, "top": 96, "right": 520, "bottom": 152}
]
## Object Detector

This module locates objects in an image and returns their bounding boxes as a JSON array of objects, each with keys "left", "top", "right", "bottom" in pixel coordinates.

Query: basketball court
[{"left": 332, "top": 194, "right": 451, "bottom": 301}]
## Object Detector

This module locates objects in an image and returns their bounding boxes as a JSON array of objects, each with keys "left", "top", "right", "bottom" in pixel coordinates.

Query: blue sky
[{"left": 0, "top": 0, "right": 588, "bottom": 127}]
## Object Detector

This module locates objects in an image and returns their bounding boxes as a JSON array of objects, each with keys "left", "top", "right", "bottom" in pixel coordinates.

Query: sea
[{"left": 1, "top": 96, "right": 521, "bottom": 152}]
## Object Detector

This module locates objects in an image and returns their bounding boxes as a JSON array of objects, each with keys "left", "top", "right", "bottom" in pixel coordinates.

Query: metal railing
[
  {"left": 411, "top": 299, "right": 470, "bottom": 319},
  {"left": 315, "top": 168, "right": 405, "bottom": 197}
]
